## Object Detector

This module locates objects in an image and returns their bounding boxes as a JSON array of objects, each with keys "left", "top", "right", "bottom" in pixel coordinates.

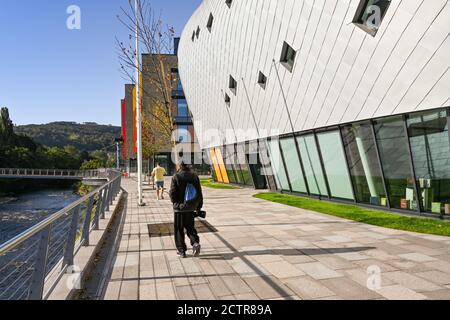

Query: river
[
  {"left": 0, "top": 186, "right": 81, "bottom": 300},
  {"left": 0, "top": 188, "right": 80, "bottom": 245}
]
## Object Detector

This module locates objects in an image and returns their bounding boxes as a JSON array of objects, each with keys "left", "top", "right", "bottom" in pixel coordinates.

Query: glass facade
[
  {"left": 341, "top": 122, "right": 387, "bottom": 206},
  {"left": 374, "top": 116, "right": 418, "bottom": 211},
  {"left": 267, "top": 139, "right": 290, "bottom": 191},
  {"left": 236, "top": 143, "right": 253, "bottom": 186},
  {"left": 317, "top": 131, "right": 354, "bottom": 200},
  {"left": 279, "top": 137, "right": 307, "bottom": 193},
  {"left": 222, "top": 146, "right": 237, "bottom": 184},
  {"left": 207, "top": 107, "right": 450, "bottom": 217},
  {"left": 407, "top": 110, "right": 450, "bottom": 214},
  {"left": 297, "top": 135, "right": 328, "bottom": 197}
]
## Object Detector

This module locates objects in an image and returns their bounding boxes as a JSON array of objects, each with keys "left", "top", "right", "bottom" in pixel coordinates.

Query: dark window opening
[
  {"left": 280, "top": 41, "right": 296, "bottom": 72},
  {"left": 196, "top": 26, "right": 200, "bottom": 39},
  {"left": 229, "top": 76, "right": 237, "bottom": 95},
  {"left": 225, "top": 0, "right": 233, "bottom": 8},
  {"left": 225, "top": 93, "right": 231, "bottom": 105},
  {"left": 353, "top": 0, "right": 392, "bottom": 36},
  {"left": 258, "top": 71, "right": 267, "bottom": 89},
  {"left": 207, "top": 13, "right": 214, "bottom": 32}
]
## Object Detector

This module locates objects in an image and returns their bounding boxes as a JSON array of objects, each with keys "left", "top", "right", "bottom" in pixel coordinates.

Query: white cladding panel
[{"left": 179, "top": 0, "right": 450, "bottom": 149}]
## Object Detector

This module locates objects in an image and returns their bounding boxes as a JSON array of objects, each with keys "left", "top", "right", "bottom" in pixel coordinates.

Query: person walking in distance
[
  {"left": 151, "top": 163, "right": 167, "bottom": 200},
  {"left": 169, "top": 161, "right": 203, "bottom": 258}
]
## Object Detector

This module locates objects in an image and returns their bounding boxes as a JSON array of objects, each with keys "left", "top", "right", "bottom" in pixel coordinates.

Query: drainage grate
[{"left": 147, "top": 220, "right": 218, "bottom": 237}]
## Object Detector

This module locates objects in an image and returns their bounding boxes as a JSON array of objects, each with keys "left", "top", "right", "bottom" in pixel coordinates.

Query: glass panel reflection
[
  {"left": 374, "top": 116, "right": 418, "bottom": 210},
  {"left": 297, "top": 135, "right": 328, "bottom": 196},
  {"left": 317, "top": 131, "right": 354, "bottom": 200},
  {"left": 280, "top": 137, "right": 307, "bottom": 193},
  {"left": 407, "top": 110, "right": 450, "bottom": 214},
  {"left": 267, "top": 139, "right": 290, "bottom": 191},
  {"left": 341, "top": 122, "right": 387, "bottom": 206}
]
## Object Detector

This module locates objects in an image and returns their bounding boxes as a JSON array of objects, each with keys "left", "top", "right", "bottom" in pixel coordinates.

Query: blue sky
[{"left": 0, "top": 0, "right": 201, "bottom": 126}]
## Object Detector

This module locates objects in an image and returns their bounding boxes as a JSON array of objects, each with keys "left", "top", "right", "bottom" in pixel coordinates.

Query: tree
[
  {"left": 80, "top": 159, "right": 104, "bottom": 170},
  {"left": 0, "top": 107, "right": 15, "bottom": 147},
  {"left": 117, "top": 0, "right": 177, "bottom": 162}
]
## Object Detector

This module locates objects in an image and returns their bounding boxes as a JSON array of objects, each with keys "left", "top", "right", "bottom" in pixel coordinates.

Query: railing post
[
  {"left": 113, "top": 179, "right": 119, "bottom": 198},
  {"left": 28, "top": 226, "right": 51, "bottom": 300},
  {"left": 104, "top": 183, "right": 112, "bottom": 213},
  {"left": 109, "top": 181, "right": 115, "bottom": 205},
  {"left": 82, "top": 196, "right": 95, "bottom": 247},
  {"left": 93, "top": 188, "right": 105, "bottom": 230},
  {"left": 63, "top": 205, "right": 81, "bottom": 268}
]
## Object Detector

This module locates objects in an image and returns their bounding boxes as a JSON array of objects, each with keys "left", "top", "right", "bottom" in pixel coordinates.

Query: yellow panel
[
  {"left": 209, "top": 149, "right": 223, "bottom": 182},
  {"left": 215, "top": 148, "right": 230, "bottom": 184}
]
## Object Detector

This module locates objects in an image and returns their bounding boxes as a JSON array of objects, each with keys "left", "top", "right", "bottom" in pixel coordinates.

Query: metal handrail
[
  {"left": 0, "top": 168, "right": 104, "bottom": 178},
  {"left": 0, "top": 169, "right": 123, "bottom": 300},
  {"left": 0, "top": 183, "right": 99, "bottom": 256}
]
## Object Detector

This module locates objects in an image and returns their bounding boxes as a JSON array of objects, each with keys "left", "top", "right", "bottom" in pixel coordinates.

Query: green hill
[{"left": 14, "top": 122, "right": 121, "bottom": 152}]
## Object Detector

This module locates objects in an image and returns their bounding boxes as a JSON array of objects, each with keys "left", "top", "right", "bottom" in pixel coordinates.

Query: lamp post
[
  {"left": 135, "top": 0, "right": 144, "bottom": 206},
  {"left": 114, "top": 137, "right": 124, "bottom": 170}
]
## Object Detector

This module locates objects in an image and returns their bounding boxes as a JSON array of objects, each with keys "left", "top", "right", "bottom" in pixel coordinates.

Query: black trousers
[{"left": 174, "top": 212, "right": 200, "bottom": 253}]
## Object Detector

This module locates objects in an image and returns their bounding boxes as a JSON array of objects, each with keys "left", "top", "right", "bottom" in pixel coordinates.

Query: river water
[
  {"left": 0, "top": 188, "right": 81, "bottom": 300},
  {"left": 0, "top": 188, "right": 80, "bottom": 245}
]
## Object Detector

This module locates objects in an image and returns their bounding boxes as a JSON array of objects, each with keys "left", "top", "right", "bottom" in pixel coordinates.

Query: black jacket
[{"left": 169, "top": 168, "right": 203, "bottom": 212}]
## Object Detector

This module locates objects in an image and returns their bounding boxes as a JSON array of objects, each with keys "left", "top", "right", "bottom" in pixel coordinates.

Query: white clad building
[{"left": 178, "top": 0, "right": 450, "bottom": 217}]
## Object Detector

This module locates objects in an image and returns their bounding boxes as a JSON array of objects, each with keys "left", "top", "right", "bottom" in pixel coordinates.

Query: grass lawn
[
  {"left": 254, "top": 192, "right": 450, "bottom": 237},
  {"left": 200, "top": 178, "right": 240, "bottom": 190}
]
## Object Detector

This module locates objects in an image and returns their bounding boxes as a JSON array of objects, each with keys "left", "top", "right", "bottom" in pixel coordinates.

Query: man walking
[
  {"left": 169, "top": 161, "right": 203, "bottom": 258},
  {"left": 151, "top": 163, "right": 167, "bottom": 200}
]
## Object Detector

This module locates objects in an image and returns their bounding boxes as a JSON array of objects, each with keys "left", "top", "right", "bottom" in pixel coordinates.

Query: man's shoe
[
  {"left": 193, "top": 243, "right": 201, "bottom": 257},
  {"left": 177, "top": 251, "right": 187, "bottom": 258}
]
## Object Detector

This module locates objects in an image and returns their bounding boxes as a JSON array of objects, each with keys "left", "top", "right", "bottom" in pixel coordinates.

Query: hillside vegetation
[
  {"left": 0, "top": 107, "right": 115, "bottom": 170},
  {"left": 14, "top": 122, "right": 121, "bottom": 152}
]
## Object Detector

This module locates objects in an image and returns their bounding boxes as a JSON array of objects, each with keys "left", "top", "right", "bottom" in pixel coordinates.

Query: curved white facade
[{"left": 179, "top": 0, "right": 450, "bottom": 149}]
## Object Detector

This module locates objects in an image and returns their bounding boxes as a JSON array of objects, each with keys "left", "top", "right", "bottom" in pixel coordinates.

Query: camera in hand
[{"left": 195, "top": 210, "right": 207, "bottom": 219}]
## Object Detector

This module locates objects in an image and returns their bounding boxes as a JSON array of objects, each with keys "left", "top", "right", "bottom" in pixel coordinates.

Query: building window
[
  {"left": 236, "top": 144, "right": 253, "bottom": 186},
  {"left": 196, "top": 26, "right": 200, "bottom": 39},
  {"left": 257, "top": 71, "right": 267, "bottom": 89},
  {"left": 207, "top": 13, "right": 214, "bottom": 32},
  {"left": 191, "top": 31, "right": 195, "bottom": 42},
  {"left": 229, "top": 76, "right": 237, "bottom": 95},
  {"left": 353, "top": 0, "right": 392, "bottom": 37},
  {"left": 177, "top": 99, "right": 189, "bottom": 117},
  {"left": 175, "top": 125, "right": 191, "bottom": 143},
  {"left": 224, "top": 93, "right": 231, "bottom": 105},
  {"left": 297, "top": 135, "right": 328, "bottom": 196},
  {"left": 225, "top": 0, "right": 233, "bottom": 8},
  {"left": 374, "top": 116, "right": 418, "bottom": 211},
  {"left": 407, "top": 109, "right": 450, "bottom": 215},
  {"left": 280, "top": 137, "right": 308, "bottom": 193},
  {"left": 280, "top": 41, "right": 296, "bottom": 72},
  {"left": 317, "top": 131, "right": 355, "bottom": 200},
  {"left": 341, "top": 122, "right": 388, "bottom": 206},
  {"left": 222, "top": 147, "right": 238, "bottom": 184},
  {"left": 267, "top": 139, "right": 290, "bottom": 191}
]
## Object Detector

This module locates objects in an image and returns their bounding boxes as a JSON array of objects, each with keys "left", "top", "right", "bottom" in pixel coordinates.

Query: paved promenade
[{"left": 104, "top": 178, "right": 450, "bottom": 300}]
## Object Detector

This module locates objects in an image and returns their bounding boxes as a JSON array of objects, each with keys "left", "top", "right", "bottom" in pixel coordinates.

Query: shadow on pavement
[{"left": 199, "top": 247, "right": 375, "bottom": 260}]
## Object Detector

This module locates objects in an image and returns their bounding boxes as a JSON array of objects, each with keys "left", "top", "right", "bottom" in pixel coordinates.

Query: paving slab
[{"left": 101, "top": 178, "right": 450, "bottom": 300}]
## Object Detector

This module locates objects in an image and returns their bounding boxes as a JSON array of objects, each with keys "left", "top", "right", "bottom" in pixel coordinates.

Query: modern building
[
  {"left": 120, "top": 38, "right": 209, "bottom": 175},
  {"left": 121, "top": 84, "right": 137, "bottom": 168},
  {"left": 178, "top": 0, "right": 450, "bottom": 217}
]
